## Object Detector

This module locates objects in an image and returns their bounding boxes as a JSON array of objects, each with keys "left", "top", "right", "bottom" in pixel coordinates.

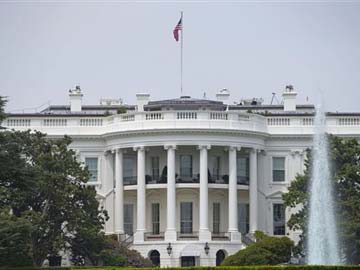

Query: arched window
[
  {"left": 216, "top": 250, "right": 226, "bottom": 266},
  {"left": 149, "top": 250, "right": 160, "bottom": 267}
]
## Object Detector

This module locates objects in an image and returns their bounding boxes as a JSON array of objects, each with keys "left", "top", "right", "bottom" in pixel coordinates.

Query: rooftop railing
[{"left": 3, "top": 111, "right": 360, "bottom": 135}]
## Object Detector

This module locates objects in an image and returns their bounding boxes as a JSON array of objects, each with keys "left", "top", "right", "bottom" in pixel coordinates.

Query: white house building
[{"left": 3, "top": 85, "right": 360, "bottom": 267}]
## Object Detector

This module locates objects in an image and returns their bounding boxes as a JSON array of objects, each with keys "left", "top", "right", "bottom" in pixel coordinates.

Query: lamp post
[
  {"left": 204, "top": 242, "right": 210, "bottom": 255},
  {"left": 167, "top": 243, "right": 172, "bottom": 256}
]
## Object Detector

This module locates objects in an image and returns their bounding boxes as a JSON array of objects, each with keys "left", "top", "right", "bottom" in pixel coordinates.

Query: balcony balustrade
[
  {"left": 123, "top": 174, "right": 250, "bottom": 185},
  {"left": 4, "top": 111, "right": 359, "bottom": 136}
]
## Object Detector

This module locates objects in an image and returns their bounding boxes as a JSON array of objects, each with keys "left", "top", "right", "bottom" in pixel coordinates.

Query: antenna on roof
[
  {"left": 203, "top": 92, "right": 207, "bottom": 99},
  {"left": 270, "top": 92, "right": 280, "bottom": 105}
]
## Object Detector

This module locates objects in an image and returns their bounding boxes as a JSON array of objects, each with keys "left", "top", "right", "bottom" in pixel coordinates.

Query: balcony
[
  {"left": 123, "top": 174, "right": 249, "bottom": 186},
  {"left": 124, "top": 176, "right": 137, "bottom": 186}
]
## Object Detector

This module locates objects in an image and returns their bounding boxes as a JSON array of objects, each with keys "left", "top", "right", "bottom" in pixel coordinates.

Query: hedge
[{"left": 2, "top": 266, "right": 360, "bottom": 270}]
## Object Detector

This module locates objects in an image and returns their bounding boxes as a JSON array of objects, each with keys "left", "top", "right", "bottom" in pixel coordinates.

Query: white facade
[{"left": 4, "top": 87, "right": 360, "bottom": 267}]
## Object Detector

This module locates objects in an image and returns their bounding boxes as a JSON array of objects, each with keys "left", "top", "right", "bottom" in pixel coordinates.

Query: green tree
[
  {"left": 283, "top": 135, "right": 360, "bottom": 264},
  {"left": 222, "top": 231, "right": 294, "bottom": 266},
  {"left": 0, "top": 96, "right": 6, "bottom": 125},
  {"left": 0, "top": 130, "right": 108, "bottom": 266}
]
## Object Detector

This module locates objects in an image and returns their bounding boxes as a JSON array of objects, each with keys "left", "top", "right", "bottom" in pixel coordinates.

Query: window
[
  {"left": 151, "top": 157, "right": 160, "bottom": 181},
  {"left": 273, "top": 157, "right": 285, "bottom": 182},
  {"left": 273, "top": 203, "right": 285, "bottom": 235},
  {"left": 124, "top": 156, "right": 136, "bottom": 184},
  {"left": 212, "top": 156, "right": 221, "bottom": 179},
  {"left": 238, "top": 203, "right": 249, "bottom": 234},
  {"left": 213, "top": 203, "right": 221, "bottom": 234},
  {"left": 237, "top": 156, "right": 249, "bottom": 184},
  {"left": 152, "top": 203, "right": 160, "bottom": 235},
  {"left": 180, "top": 202, "right": 193, "bottom": 234},
  {"left": 180, "top": 155, "right": 192, "bottom": 178},
  {"left": 124, "top": 204, "right": 134, "bottom": 235},
  {"left": 85, "top": 157, "right": 98, "bottom": 182}
]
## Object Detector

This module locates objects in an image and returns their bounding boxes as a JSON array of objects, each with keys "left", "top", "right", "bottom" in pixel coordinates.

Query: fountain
[{"left": 307, "top": 103, "right": 341, "bottom": 265}]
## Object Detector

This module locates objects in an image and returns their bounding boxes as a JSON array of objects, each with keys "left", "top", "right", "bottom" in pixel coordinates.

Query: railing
[
  {"left": 210, "top": 112, "right": 228, "bottom": 120},
  {"left": 178, "top": 231, "right": 199, "bottom": 240},
  {"left": 212, "top": 232, "right": 230, "bottom": 241},
  {"left": 123, "top": 176, "right": 137, "bottom": 186},
  {"left": 144, "top": 232, "right": 165, "bottom": 241},
  {"left": 43, "top": 118, "right": 67, "bottom": 126},
  {"left": 177, "top": 111, "right": 197, "bottom": 119},
  {"left": 176, "top": 174, "right": 200, "bottom": 183},
  {"left": 209, "top": 175, "right": 229, "bottom": 184},
  {"left": 6, "top": 119, "right": 31, "bottom": 127},
  {"left": 80, "top": 118, "right": 103, "bottom": 126},
  {"left": 267, "top": 118, "right": 290, "bottom": 126},
  {"left": 338, "top": 117, "right": 360, "bottom": 126},
  {"left": 4, "top": 112, "right": 360, "bottom": 136},
  {"left": 145, "top": 112, "right": 163, "bottom": 120}
]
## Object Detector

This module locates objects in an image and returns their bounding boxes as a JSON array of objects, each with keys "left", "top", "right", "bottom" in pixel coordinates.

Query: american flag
[{"left": 173, "top": 17, "right": 182, "bottom": 42}]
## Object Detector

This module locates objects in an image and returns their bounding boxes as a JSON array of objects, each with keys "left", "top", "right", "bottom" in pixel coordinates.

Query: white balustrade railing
[
  {"left": 2, "top": 112, "right": 360, "bottom": 135},
  {"left": 177, "top": 111, "right": 197, "bottom": 119},
  {"left": 80, "top": 118, "right": 103, "bottom": 126},
  {"left": 267, "top": 118, "right": 290, "bottom": 126},
  {"left": 338, "top": 117, "right": 360, "bottom": 126},
  {"left": 6, "top": 119, "right": 31, "bottom": 127},
  {"left": 210, "top": 112, "right": 228, "bottom": 120},
  {"left": 145, "top": 112, "right": 164, "bottom": 120},
  {"left": 43, "top": 118, "right": 67, "bottom": 126}
]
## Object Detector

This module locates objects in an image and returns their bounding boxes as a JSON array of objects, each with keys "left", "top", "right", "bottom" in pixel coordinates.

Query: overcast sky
[{"left": 1, "top": 1, "right": 360, "bottom": 113}]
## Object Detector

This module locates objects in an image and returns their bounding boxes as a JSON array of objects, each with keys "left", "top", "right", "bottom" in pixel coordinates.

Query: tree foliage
[
  {"left": 0, "top": 96, "right": 6, "bottom": 125},
  {"left": 222, "top": 231, "right": 294, "bottom": 266},
  {"left": 0, "top": 130, "right": 108, "bottom": 266},
  {"left": 283, "top": 135, "right": 360, "bottom": 264}
]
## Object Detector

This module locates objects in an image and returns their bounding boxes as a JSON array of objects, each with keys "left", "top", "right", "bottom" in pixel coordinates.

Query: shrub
[{"left": 222, "top": 231, "right": 294, "bottom": 266}]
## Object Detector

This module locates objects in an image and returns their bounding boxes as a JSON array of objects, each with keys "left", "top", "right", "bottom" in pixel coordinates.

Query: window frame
[
  {"left": 213, "top": 202, "right": 221, "bottom": 234},
  {"left": 238, "top": 203, "right": 249, "bottom": 234},
  {"left": 84, "top": 156, "right": 99, "bottom": 184},
  {"left": 151, "top": 203, "right": 160, "bottom": 235},
  {"left": 151, "top": 156, "right": 160, "bottom": 181},
  {"left": 237, "top": 155, "right": 250, "bottom": 184},
  {"left": 272, "top": 156, "right": 286, "bottom": 183},
  {"left": 180, "top": 202, "right": 193, "bottom": 234},
  {"left": 272, "top": 203, "right": 286, "bottom": 236},
  {"left": 124, "top": 204, "right": 134, "bottom": 235},
  {"left": 180, "top": 155, "right": 193, "bottom": 178}
]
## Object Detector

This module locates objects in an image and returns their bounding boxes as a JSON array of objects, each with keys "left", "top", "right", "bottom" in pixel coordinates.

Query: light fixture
[
  {"left": 204, "top": 242, "right": 210, "bottom": 255},
  {"left": 167, "top": 243, "right": 172, "bottom": 256}
]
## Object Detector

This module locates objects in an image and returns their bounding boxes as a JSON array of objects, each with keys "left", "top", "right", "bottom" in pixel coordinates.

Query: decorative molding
[
  {"left": 164, "top": 144, "right": 177, "bottom": 150},
  {"left": 197, "top": 144, "right": 211, "bottom": 150},
  {"left": 133, "top": 145, "right": 145, "bottom": 152}
]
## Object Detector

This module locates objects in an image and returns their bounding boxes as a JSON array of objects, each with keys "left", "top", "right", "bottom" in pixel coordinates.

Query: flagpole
[{"left": 180, "top": 11, "right": 183, "bottom": 96}]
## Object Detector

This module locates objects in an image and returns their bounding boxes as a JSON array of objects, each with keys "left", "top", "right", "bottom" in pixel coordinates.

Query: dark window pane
[
  {"left": 85, "top": 157, "right": 98, "bottom": 182},
  {"left": 213, "top": 203, "right": 220, "bottom": 233},
  {"left": 180, "top": 155, "right": 192, "bottom": 178},
  {"left": 152, "top": 203, "right": 160, "bottom": 234},
  {"left": 180, "top": 202, "right": 193, "bottom": 234},
  {"left": 273, "top": 204, "right": 285, "bottom": 235}
]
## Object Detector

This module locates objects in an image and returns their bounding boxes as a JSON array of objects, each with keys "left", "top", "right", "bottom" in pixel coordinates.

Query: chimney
[
  {"left": 282, "top": 85, "right": 297, "bottom": 111},
  {"left": 216, "top": 88, "right": 230, "bottom": 102},
  {"left": 69, "top": 85, "right": 83, "bottom": 112},
  {"left": 136, "top": 93, "right": 150, "bottom": 112}
]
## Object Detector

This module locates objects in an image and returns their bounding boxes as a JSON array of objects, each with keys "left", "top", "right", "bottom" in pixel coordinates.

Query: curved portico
[{"left": 106, "top": 136, "right": 263, "bottom": 244}]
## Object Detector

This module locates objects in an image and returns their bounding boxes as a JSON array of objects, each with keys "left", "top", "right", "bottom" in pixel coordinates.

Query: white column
[
  {"left": 249, "top": 149, "right": 258, "bottom": 233},
  {"left": 164, "top": 145, "right": 177, "bottom": 241},
  {"left": 114, "top": 149, "right": 124, "bottom": 235},
  {"left": 198, "top": 145, "right": 211, "bottom": 241},
  {"left": 228, "top": 146, "right": 241, "bottom": 241},
  {"left": 134, "top": 146, "right": 146, "bottom": 243}
]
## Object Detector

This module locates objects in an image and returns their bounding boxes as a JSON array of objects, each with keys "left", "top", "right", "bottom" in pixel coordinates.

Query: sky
[{"left": 1, "top": 0, "right": 360, "bottom": 113}]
